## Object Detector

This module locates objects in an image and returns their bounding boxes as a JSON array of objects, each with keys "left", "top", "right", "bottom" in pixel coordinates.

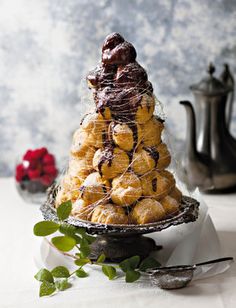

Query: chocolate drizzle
[
  {"left": 97, "top": 145, "right": 114, "bottom": 176},
  {"left": 115, "top": 62, "right": 147, "bottom": 89},
  {"left": 101, "top": 184, "right": 108, "bottom": 194},
  {"left": 86, "top": 33, "right": 157, "bottom": 175},
  {"left": 79, "top": 185, "right": 85, "bottom": 197},
  {"left": 127, "top": 122, "right": 138, "bottom": 150},
  {"left": 152, "top": 178, "right": 157, "bottom": 192},
  {"left": 144, "top": 146, "right": 159, "bottom": 166},
  {"left": 87, "top": 32, "right": 153, "bottom": 124}
]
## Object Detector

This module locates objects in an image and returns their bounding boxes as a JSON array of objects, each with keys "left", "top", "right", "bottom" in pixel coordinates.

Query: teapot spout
[{"left": 180, "top": 101, "right": 198, "bottom": 159}]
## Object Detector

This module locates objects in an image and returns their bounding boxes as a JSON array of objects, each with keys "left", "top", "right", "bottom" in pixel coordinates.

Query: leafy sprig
[{"left": 33, "top": 200, "right": 161, "bottom": 297}]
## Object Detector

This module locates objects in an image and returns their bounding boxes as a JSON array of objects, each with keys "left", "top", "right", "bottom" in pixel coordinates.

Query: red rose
[
  {"left": 42, "top": 154, "right": 55, "bottom": 166},
  {"left": 23, "top": 150, "right": 33, "bottom": 161},
  {"left": 43, "top": 165, "right": 58, "bottom": 177},
  {"left": 25, "top": 159, "right": 37, "bottom": 169},
  {"left": 16, "top": 147, "right": 58, "bottom": 187},
  {"left": 15, "top": 164, "right": 26, "bottom": 182},
  {"left": 30, "top": 148, "right": 48, "bottom": 160},
  {"left": 28, "top": 169, "right": 41, "bottom": 180}
]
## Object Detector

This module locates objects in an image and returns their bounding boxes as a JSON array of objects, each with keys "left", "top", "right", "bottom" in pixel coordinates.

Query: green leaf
[
  {"left": 80, "top": 237, "right": 89, "bottom": 246},
  {"left": 79, "top": 239, "right": 91, "bottom": 258},
  {"left": 79, "top": 246, "right": 91, "bottom": 258},
  {"left": 51, "top": 236, "right": 76, "bottom": 252},
  {"left": 84, "top": 234, "right": 96, "bottom": 244},
  {"left": 119, "top": 256, "right": 140, "bottom": 272},
  {"left": 59, "top": 224, "right": 82, "bottom": 244},
  {"left": 125, "top": 270, "right": 141, "bottom": 283},
  {"left": 59, "top": 223, "right": 77, "bottom": 236},
  {"left": 51, "top": 266, "right": 70, "bottom": 278},
  {"left": 55, "top": 279, "right": 71, "bottom": 291},
  {"left": 74, "top": 258, "right": 91, "bottom": 266},
  {"left": 57, "top": 200, "right": 72, "bottom": 221},
  {"left": 33, "top": 221, "right": 59, "bottom": 236},
  {"left": 97, "top": 253, "right": 106, "bottom": 264},
  {"left": 75, "top": 268, "right": 89, "bottom": 278},
  {"left": 34, "top": 268, "right": 54, "bottom": 283},
  {"left": 75, "top": 228, "right": 86, "bottom": 236},
  {"left": 139, "top": 257, "right": 161, "bottom": 272},
  {"left": 102, "top": 265, "right": 117, "bottom": 280},
  {"left": 39, "top": 281, "right": 56, "bottom": 297}
]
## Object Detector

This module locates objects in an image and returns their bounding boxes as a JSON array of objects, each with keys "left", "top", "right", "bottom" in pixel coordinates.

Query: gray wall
[{"left": 1, "top": 0, "right": 236, "bottom": 175}]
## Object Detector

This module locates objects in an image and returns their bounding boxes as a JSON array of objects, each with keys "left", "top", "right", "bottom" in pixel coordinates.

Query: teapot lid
[{"left": 190, "top": 63, "right": 230, "bottom": 96}]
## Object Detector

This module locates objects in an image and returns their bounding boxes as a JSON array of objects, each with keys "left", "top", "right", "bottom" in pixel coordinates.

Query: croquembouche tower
[{"left": 55, "top": 33, "right": 182, "bottom": 225}]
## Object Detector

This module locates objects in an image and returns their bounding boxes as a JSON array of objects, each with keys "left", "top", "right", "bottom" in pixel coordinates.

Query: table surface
[{"left": 0, "top": 178, "right": 236, "bottom": 308}]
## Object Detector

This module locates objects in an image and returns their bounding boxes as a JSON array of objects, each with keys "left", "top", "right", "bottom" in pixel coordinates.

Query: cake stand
[{"left": 41, "top": 185, "right": 199, "bottom": 262}]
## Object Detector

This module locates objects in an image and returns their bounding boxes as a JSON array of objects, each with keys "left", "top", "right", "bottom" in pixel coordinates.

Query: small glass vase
[
  {"left": 16, "top": 179, "right": 48, "bottom": 204},
  {"left": 15, "top": 147, "right": 58, "bottom": 204}
]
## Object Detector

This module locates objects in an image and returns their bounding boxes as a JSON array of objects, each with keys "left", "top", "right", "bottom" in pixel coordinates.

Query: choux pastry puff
[
  {"left": 111, "top": 172, "right": 142, "bottom": 206},
  {"left": 79, "top": 172, "right": 110, "bottom": 205},
  {"left": 130, "top": 198, "right": 166, "bottom": 224},
  {"left": 140, "top": 170, "right": 170, "bottom": 200},
  {"left": 169, "top": 186, "right": 182, "bottom": 203},
  {"left": 141, "top": 116, "right": 164, "bottom": 147},
  {"left": 71, "top": 199, "right": 92, "bottom": 221},
  {"left": 111, "top": 122, "right": 143, "bottom": 151},
  {"left": 135, "top": 94, "right": 155, "bottom": 124},
  {"left": 91, "top": 204, "right": 128, "bottom": 224},
  {"left": 132, "top": 146, "right": 158, "bottom": 175},
  {"left": 156, "top": 143, "right": 171, "bottom": 170},
  {"left": 160, "top": 195, "right": 179, "bottom": 216},
  {"left": 71, "top": 112, "right": 108, "bottom": 152},
  {"left": 93, "top": 146, "right": 129, "bottom": 179}
]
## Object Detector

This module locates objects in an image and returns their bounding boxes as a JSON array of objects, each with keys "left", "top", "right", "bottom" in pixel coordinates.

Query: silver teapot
[{"left": 180, "top": 63, "right": 236, "bottom": 192}]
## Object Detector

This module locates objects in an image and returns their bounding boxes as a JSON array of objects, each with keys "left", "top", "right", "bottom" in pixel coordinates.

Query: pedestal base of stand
[{"left": 89, "top": 234, "right": 161, "bottom": 262}]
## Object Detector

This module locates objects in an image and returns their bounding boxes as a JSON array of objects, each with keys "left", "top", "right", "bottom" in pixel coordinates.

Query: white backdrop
[{"left": 0, "top": 0, "right": 236, "bottom": 175}]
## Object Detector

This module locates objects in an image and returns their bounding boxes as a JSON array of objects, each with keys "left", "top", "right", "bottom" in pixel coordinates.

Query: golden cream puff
[
  {"left": 71, "top": 113, "right": 108, "bottom": 153},
  {"left": 132, "top": 146, "right": 157, "bottom": 175},
  {"left": 93, "top": 146, "right": 129, "bottom": 179},
  {"left": 55, "top": 187, "right": 80, "bottom": 208},
  {"left": 160, "top": 195, "right": 179, "bottom": 216},
  {"left": 135, "top": 94, "right": 155, "bottom": 124},
  {"left": 61, "top": 173, "right": 85, "bottom": 192},
  {"left": 79, "top": 172, "right": 110, "bottom": 205},
  {"left": 68, "top": 157, "right": 93, "bottom": 180},
  {"left": 169, "top": 186, "right": 182, "bottom": 203},
  {"left": 141, "top": 116, "right": 164, "bottom": 147},
  {"left": 130, "top": 198, "right": 166, "bottom": 224},
  {"left": 140, "top": 170, "right": 170, "bottom": 200},
  {"left": 71, "top": 199, "right": 92, "bottom": 221},
  {"left": 111, "top": 172, "right": 142, "bottom": 206},
  {"left": 111, "top": 122, "right": 143, "bottom": 151},
  {"left": 100, "top": 106, "right": 112, "bottom": 120},
  {"left": 159, "top": 170, "right": 175, "bottom": 190},
  {"left": 91, "top": 203, "right": 128, "bottom": 224},
  {"left": 71, "top": 143, "right": 96, "bottom": 160},
  {"left": 156, "top": 143, "right": 171, "bottom": 170}
]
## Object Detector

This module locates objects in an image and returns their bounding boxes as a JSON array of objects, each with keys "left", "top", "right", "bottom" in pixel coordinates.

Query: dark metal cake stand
[{"left": 41, "top": 187, "right": 199, "bottom": 262}]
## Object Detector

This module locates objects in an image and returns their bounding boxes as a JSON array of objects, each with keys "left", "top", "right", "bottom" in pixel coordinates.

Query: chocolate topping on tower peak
[
  {"left": 102, "top": 33, "right": 125, "bottom": 52},
  {"left": 86, "top": 33, "right": 153, "bottom": 121},
  {"left": 102, "top": 41, "right": 137, "bottom": 65},
  {"left": 115, "top": 62, "right": 148, "bottom": 88}
]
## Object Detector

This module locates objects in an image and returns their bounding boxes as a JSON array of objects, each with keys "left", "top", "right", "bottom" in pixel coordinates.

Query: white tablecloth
[{"left": 0, "top": 178, "right": 236, "bottom": 308}]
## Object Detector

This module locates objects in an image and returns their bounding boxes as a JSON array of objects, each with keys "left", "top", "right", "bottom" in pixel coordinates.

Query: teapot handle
[
  {"left": 226, "top": 85, "right": 234, "bottom": 129},
  {"left": 220, "top": 64, "right": 235, "bottom": 129}
]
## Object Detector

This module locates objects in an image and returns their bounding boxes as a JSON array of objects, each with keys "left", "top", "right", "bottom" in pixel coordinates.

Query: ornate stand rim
[{"left": 40, "top": 185, "right": 200, "bottom": 236}]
